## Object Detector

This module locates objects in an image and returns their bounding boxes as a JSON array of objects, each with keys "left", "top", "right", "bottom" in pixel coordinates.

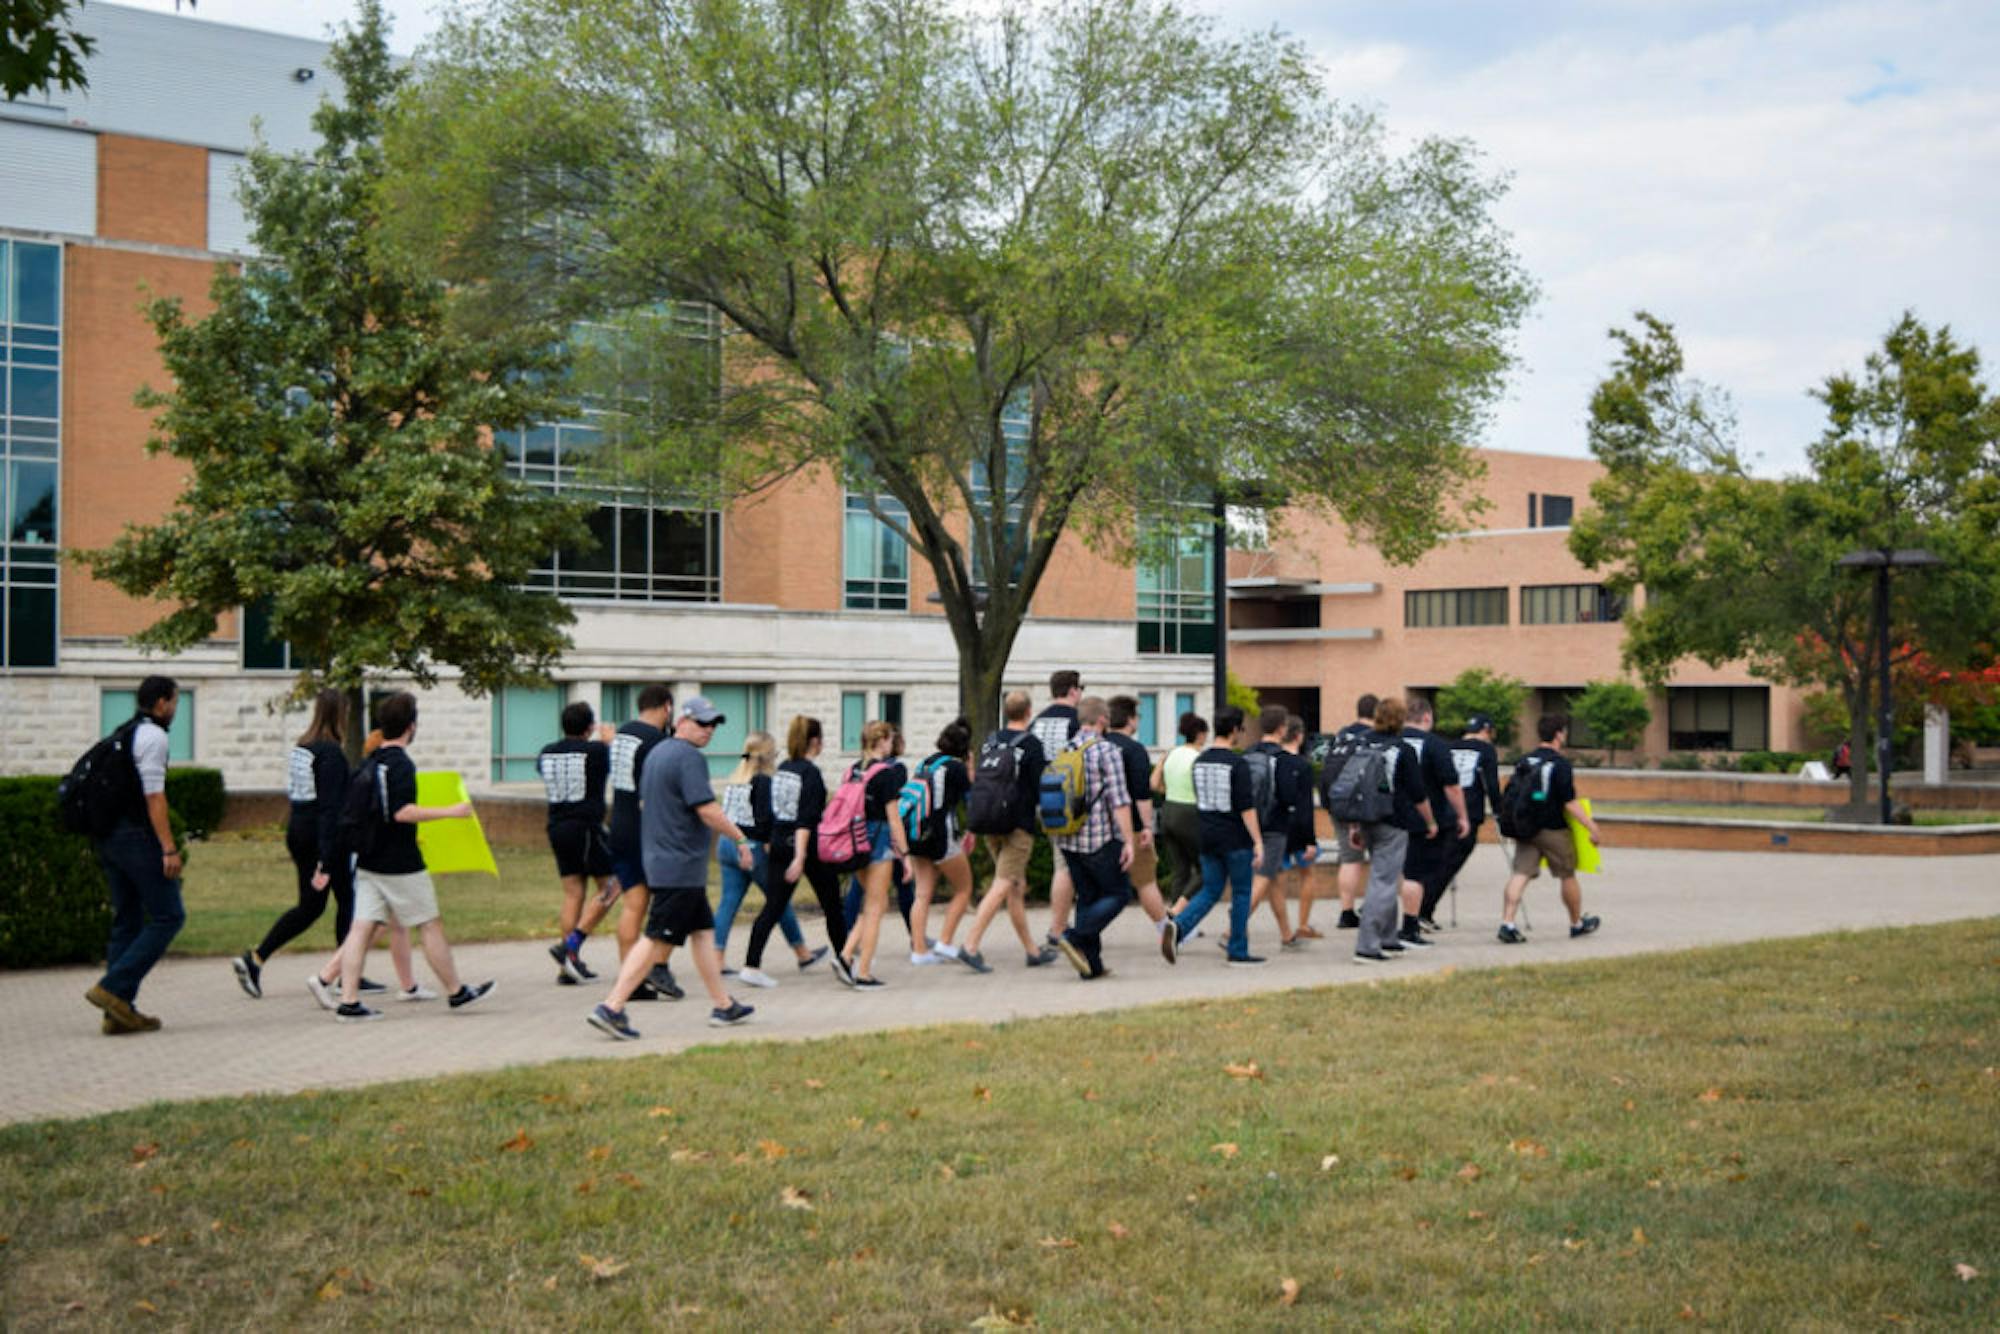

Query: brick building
[
  {"left": 0, "top": 4, "right": 1215, "bottom": 788},
  {"left": 1229, "top": 449, "right": 1810, "bottom": 755}
]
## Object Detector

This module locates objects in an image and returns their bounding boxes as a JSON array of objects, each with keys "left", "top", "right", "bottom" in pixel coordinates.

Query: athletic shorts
[
  {"left": 1510, "top": 827, "right": 1578, "bottom": 880},
  {"left": 643, "top": 884, "right": 714, "bottom": 946},
  {"left": 609, "top": 847, "right": 647, "bottom": 895},
  {"left": 1330, "top": 820, "right": 1368, "bottom": 865},
  {"left": 1282, "top": 843, "right": 1320, "bottom": 871},
  {"left": 548, "top": 819, "right": 614, "bottom": 880},
  {"left": 353, "top": 868, "right": 440, "bottom": 929},
  {"left": 1255, "top": 831, "right": 1290, "bottom": 879},
  {"left": 985, "top": 828, "right": 1034, "bottom": 882},
  {"left": 1128, "top": 839, "right": 1158, "bottom": 888},
  {"left": 1403, "top": 831, "right": 1450, "bottom": 885}
]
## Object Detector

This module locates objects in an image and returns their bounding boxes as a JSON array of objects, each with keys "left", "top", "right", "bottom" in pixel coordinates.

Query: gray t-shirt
[{"left": 639, "top": 736, "right": 716, "bottom": 889}]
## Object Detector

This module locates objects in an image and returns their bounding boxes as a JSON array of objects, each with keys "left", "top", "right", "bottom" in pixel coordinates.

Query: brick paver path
[{"left": 4, "top": 847, "right": 1994, "bottom": 1124}]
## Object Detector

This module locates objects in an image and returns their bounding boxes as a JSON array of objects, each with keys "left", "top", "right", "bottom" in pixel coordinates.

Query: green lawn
[
  {"left": 3, "top": 923, "right": 1996, "bottom": 1327},
  {"left": 1600, "top": 802, "right": 1998, "bottom": 828},
  {"left": 172, "top": 832, "right": 730, "bottom": 958}
]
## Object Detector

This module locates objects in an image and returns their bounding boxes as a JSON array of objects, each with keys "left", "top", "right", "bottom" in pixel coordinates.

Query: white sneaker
[
  {"left": 737, "top": 968, "right": 778, "bottom": 989},
  {"left": 398, "top": 983, "right": 440, "bottom": 1002},
  {"left": 932, "top": 942, "right": 961, "bottom": 960},
  {"left": 910, "top": 951, "right": 942, "bottom": 966},
  {"left": 305, "top": 974, "right": 338, "bottom": 1012}
]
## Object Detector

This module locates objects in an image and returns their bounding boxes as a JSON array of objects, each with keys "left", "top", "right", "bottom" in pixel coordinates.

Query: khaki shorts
[
  {"left": 1128, "top": 839, "right": 1158, "bottom": 889},
  {"left": 986, "top": 828, "right": 1034, "bottom": 882},
  {"left": 1510, "top": 827, "right": 1577, "bottom": 880},
  {"left": 354, "top": 868, "right": 440, "bottom": 928},
  {"left": 1331, "top": 820, "right": 1369, "bottom": 866}
]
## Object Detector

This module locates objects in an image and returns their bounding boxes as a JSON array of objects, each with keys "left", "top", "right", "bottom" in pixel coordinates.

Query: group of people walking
[{"left": 77, "top": 672, "right": 1605, "bottom": 1040}]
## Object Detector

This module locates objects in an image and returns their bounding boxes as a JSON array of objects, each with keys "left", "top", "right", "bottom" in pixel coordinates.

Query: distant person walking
[
  {"left": 1330, "top": 696, "right": 1435, "bottom": 965},
  {"left": 1050, "top": 697, "right": 1137, "bottom": 979},
  {"left": 1103, "top": 695, "right": 1172, "bottom": 939},
  {"left": 538, "top": 701, "right": 620, "bottom": 985},
  {"left": 956, "top": 691, "right": 1053, "bottom": 973},
  {"left": 1441, "top": 715, "right": 1503, "bottom": 923},
  {"left": 1279, "top": 714, "right": 1325, "bottom": 939},
  {"left": 588, "top": 697, "right": 759, "bottom": 1038},
  {"left": 83, "top": 675, "right": 185, "bottom": 1035},
  {"left": 837, "top": 721, "right": 910, "bottom": 988},
  {"left": 1330, "top": 693, "right": 1378, "bottom": 929},
  {"left": 1030, "top": 670, "right": 1084, "bottom": 958},
  {"left": 713, "top": 730, "right": 821, "bottom": 983},
  {"left": 1246, "top": 704, "right": 1304, "bottom": 949},
  {"left": 1497, "top": 714, "right": 1604, "bottom": 945},
  {"left": 1162, "top": 705, "right": 1265, "bottom": 967},
  {"left": 1396, "top": 696, "right": 1468, "bottom": 950},
  {"left": 906, "top": 718, "right": 975, "bottom": 966},
  {"left": 325, "top": 691, "right": 495, "bottom": 1022},
  {"left": 606, "top": 685, "right": 682, "bottom": 1001},
  {"left": 1155, "top": 711, "right": 1207, "bottom": 922},
  {"left": 741, "top": 716, "right": 856, "bottom": 989}
]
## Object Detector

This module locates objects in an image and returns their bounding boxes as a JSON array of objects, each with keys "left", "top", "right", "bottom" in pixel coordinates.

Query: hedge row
[{"left": 0, "top": 768, "right": 219, "bottom": 969}]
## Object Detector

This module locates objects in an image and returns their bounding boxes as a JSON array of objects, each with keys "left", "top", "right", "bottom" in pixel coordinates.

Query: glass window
[
  {"left": 844, "top": 491, "right": 909, "bottom": 610},
  {"left": 1175, "top": 692, "right": 1196, "bottom": 727},
  {"left": 879, "top": 691, "right": 903, "bottom": 731},
  {"left": 699, "top": 683, "right": 769, "bottom": 779},
  {"left": 1521, "top": 583, "right": 1624, "bottom": 626},
  {"left": 241, "top": 599, "right": 316, "bottom": 672},
  {"left": 1539, "top": 494, "right": 1574, "bottom": 528},
  {"left": 1137, "top": 692, "right": 1158, "bottom": 747},
  {"left": 840, "top": 691, "right": 866, "bottom": 752},
  {"left": 1137, "top": 520, "right": 1216, "bottom": 655},
  {"left": 99, "top": 688, "right": 195, "bottom": 762},
  {"left": 969, "top": 393, "right": 1031, "bottom": 589},
  {"left": 492, "top": 685, "right": 563, "bottom": 782},
  {"left": 1404, "top": 588, "right": 1508, "bottom": 628},
  {"left": 3, "top": 241, "right": 62, "bottom": 669},
  {"left": 1667, "top": 686, "right": 1768, "bottom": 751}
]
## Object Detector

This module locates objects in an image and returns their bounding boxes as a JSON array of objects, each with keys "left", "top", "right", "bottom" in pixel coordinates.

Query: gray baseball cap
[{"left": 679, "top": 696, "right": 726, "bottom": 726}]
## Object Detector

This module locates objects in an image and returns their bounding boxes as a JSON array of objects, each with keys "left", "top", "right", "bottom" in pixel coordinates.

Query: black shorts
[
  {"left": 1402, "top": 830, "right": 1452, "bottom": 890},
  {"left": 643, "top": 885, "right": 714, "bottom": 946},
  {"left": 548, "top": 820, "right": 614, "bottom": 880}
]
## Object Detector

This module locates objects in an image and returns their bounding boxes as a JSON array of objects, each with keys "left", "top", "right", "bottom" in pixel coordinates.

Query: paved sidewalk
[{"left": 4, "top": 847, "right": 1995, "bottom": 1125}]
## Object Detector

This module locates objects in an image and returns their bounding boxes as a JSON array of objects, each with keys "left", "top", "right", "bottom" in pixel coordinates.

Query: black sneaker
[
  {"left": 709, "top": 1000, "right": 755, "bottom": 1026},
  {"left": 1397, "top": 927, "right": 1433, "bottom": 949},
  {"left": 335, "top": 1001, "right": 382, "bottom": 1023},
  {"left": 798, "top": 946, "right": 829, "bottom": 971},
  {"left": 566, "top": 952, "right": 597, "bottom": 981},
  {"left": 1497, "top": 923, "right": 1526, "bottom": 945},
  {"left": 231, "top": 951, "right": 262, "bottom": 999},
  {"left": 1160, "top": 920, "right": 1180, "bottom": 965},
  {"left": 356, "top": 976, "right": 389, "bottom": 994},
  {"left": 852, "top": 975, "right": 888, "bottom": 989},
  {"left": 1025, "top": 948, "right": 1057, "bottom": 968},
  {"left": 1381, "top": 939, "right": 1408, "bottom": 954},
  {"left": 1418, "top": 916, "right": 1443, "bottom": 933},
  {"left": 957, "top": 950, "right": 993, "bottom": 975},
  {"left": 1569, "top": 915, "right": 1601, "bottom": 939},
  {"left": 547, "top": 941, "right": 569, "bottom": 975},
  {"left": 629, "top": 981, "right": 662, "bottom": 1001},
  {"left": 828, "top": 952, "right": 858, "bottom": 987},
  {"left": 649, "top": 965, "right": 685, "bottom": 1001},
  {"left": 556, "top": 972, "right": 579, "bottom": 987},
  {"left": 1337, "top": 909, "right": 1361, "bottom": 929},
  {"left": 1225, "top": 953, "right": 1268, "bottom": 968},
  {"left": 448, "top": 980, "right": 496, "bottom": 1010},
  {"left": 1354, "top": 950, "right": 1390, "bottom": 964},
  {"left": 588, "top": 1003, "right": 639, "bottom": 1041}
]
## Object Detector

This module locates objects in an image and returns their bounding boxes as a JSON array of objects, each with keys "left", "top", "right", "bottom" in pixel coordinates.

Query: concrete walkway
[{"left": 4, "top": 846, "right": 1995, "bottom": 1125}]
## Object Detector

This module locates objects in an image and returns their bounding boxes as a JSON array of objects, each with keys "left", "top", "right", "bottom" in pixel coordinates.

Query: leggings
[
  {"left": 255, "top": 821, "right": 354, "bottom": 961},
  {"left": 1158, "top": 801, "right": 1203, "bottom": 903},
  {"left": 745, "top": 838, "right": 849, "bottom": 968}
]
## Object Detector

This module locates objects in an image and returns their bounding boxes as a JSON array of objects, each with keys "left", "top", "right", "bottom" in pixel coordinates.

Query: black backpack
[
  {"left": 1497, "top": 756, "right": 1551, "bottom": 839},
  {"left": 335, "top": 754, "right": 387, "bottom": 862},
  {"left": 1320, "top": 734, "right": 1395, "bottom": 825},
  {"left": 965, "top": 731, "right": 1027, "bottom": 835},
  {"left": 57, "top": 717, "right": 144, "bottom": 837}
]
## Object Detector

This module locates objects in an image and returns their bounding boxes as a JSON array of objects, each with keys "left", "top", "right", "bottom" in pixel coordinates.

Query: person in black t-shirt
[
  {"left": 1331, "top": 693, "right": 1380, "bottom": 929},
  {"left": 743, "top": 715, "right": 857, "bottom": 985},
  {"left": 1441, "top": 716, "right": 1502, "bottom": 921},
  {"left": 539, "top": 701, "right": 619, "bottom": 986},
  {"left": 605, "top": 685, "right": 682, "bottom": 1000},
  {"left": 324, "top": 692, "right": 496, "bottom": 1022},
  {"left": 907, "top": 718, "right": 976, "bottom": 966},
  {"left": 1348, "top": 697, "right": 1437, "bottom": 964},
  {"left": 839, "top": 720, "right": 911, "bottom": 987},
  {"left": 1497, "top": 714, "right": 1605, "bottom": 944},
  {"left": 1396, "top": 697, "right": 1469, "bottom": 948},
  {"left": 957, "top": 691, "right": 1053, "bottom": 973},
  {"left": 1277, "top": 716, "right": 1325, "bottom": 937},
  {"left": 1164, "top": 705, "right": 1268, "bottom": 967},
  {"left": 1246, "top": 705, "right": 1304, "bottom": 948},
  {"left": 1105, "top": 695, "right": 1172, "bottom": 939}
]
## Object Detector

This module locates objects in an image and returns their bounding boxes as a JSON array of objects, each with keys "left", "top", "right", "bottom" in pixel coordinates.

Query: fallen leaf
[
  {"left": 758, "top": 1139, "right": 789, "bottom": 1161},
  {"left": 1696, "top": 1088, "right": 1723, "bottom": 1104},
  {"left": 542, "top": 1275, "right": 559, "bottom": 1292},
  {"left": 1038, "top": 1236, "right": 1079, "bottom": 1250},
  {"left": 1632, "top": 1227, "right": 1649, "bottom": 1247},
  {"left": 969, "top": 1307, "right": 1033, "bottom": 1329},
  {"left": 1623, "top": 1099, "right": 1637, "bottom": 1112},
  {"left": 407, "top": 1186, "right": 433, "bottom": 1198},
  {"left": 973, "top": 1086, "right": 992, "bottom": 1102},
  {"left": 669, "top": 1148, "right": 712, "bottom": 1164},
  {"left": 1211, "top": 1142, "right": 1240, "bottom": 1159},
  {"left": 316, "top": 1279, "right": 342, "bottom": 1302},
  {"left": 1678, "top": 1304, "right": 1698, "bottom": 1321},
  {"left": 852, "top": 1246, "right": 876, "bottom": 1262},
  {"left": 1525, "top": 1253, "right": 1547, "bottom": 1267},
  {"left": 1508, "top": 1139, "right": 1549, "bottom": 1159},
  {"left": 1562, "top": 1237, "right": 1588, "bottom": 1251},
  {"left": 1456, "top": 1163, "right": 1484, "bottom": 1182},
  {"left": 1646, "top": 1179, "right": 1663, "bottom": 1190},
  {"left": 1107, "top": 1221, "right": 1131, "bottom": 1240},
  {"left": 1224, "top": 1062, "right": 1264, "bottom": 1080},
  {"left": 804, "top": 1078, "right": 827, "bottom": 1090},
  {"left": 1466, "top": 1210, "right": 1489, "bottom": 1221},
  {"left": 587, "top": 1144, "right": 612, "bottom": 1161},
  {"left": 906, "top": 1107, "right": 923, "bottom": 1121},
  {"left": 578, "top": 1253, "right": 628, "bottom": 1280},
  {"left": 1278, "top": 1277, "right": 1300, "bottom": 1307},
  {"left": 1396, "top": 1166, "right": 1420, "bottom": 1182},
  {"left": 1081, "top": 1090, "right": 1100, "bottom": 1102},
  {"left": 574, "top": 1177, "right": 596, "bottom": 1196},
  {"left": 64, "top": 1302, "right": 86, "bottom": 1313},
  {"left": 1319, "top": 1154, "right": 1340, "bottom": 1171},
  {"left": 499, "top": 1129, "right": 534, "bottom": 1153},
  {"left": 1954, "top": 1263, "right": 1980, "bottom": 1282},
  {"left": 131, "top": 1142, "right": 160, "bottom": 1163},
  {"left": 780, "top": 1185, "right": 816, "bottom": 1211},
  {"left": 133, "top": 1233, "right": 164, "bottom": 1248},
  {"left": 133, "top": 1300, "right": 159, "bottom": 1315},
  {"left": 614, "top": 1172, "right": 645, "bottom": 1190},
  {"left": 937, "top": 1163, "right": 957, "bottom": 1182},
  {"left": 646, "top": 1105, "right": 675, "bottom": 1118}
]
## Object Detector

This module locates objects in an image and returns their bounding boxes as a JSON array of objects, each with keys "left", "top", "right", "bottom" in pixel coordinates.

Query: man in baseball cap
[{"left": 679, "top": 697, "right": 727, "bottom": 727}]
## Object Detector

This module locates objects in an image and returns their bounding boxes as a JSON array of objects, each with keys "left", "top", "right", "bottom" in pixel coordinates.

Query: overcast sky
[{"left": 118, "top": 1, "right": 2000, "bottom": 475}]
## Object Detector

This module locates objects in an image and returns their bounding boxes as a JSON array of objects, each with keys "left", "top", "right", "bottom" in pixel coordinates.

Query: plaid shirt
[{"left": 1055, "top": 733, "right": 1132, "bottom": 855}]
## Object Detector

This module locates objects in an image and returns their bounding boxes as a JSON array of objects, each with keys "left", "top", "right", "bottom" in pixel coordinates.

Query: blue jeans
[
  {"left": 1060, "top": 842, "right": 1131, "bottom": 971},
  {"left": 1172, "top": 845, "right": 1255, "bottom": 958},
  {"left": 714, "top": 839, "right": 802, "bottom": 957},
  {"left": 97, "top": 822, "right": 186, "bottom": 1002}
]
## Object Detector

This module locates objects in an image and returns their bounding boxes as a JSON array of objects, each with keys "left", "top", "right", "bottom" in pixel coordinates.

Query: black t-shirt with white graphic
[
  {"left": 286, "top": 739, "right": 350, "bottom": 865},
  {"left": 539, "top": 736, "right": 610, "bottom": 828},
  {"left": 358, "top": 745, "right": 425, "bottom": 876},
  {"left": 1448, "top": 736, "right": 1502, "bottom": 828},
  {"left": 607, "top": 720, "right": 665, "bottom": 857},
  {"left": 1192, "top": 745, "right": 1255, "bottom": 852},
  {"left": 1029, "top": 705, "right": 1080, "bottom": 761},
  {"left": 1400, "top": 726, "right": 1460, "bottom": 843},
  {"left": 720, "top": 773, "right": 775, "bottom": 844}
]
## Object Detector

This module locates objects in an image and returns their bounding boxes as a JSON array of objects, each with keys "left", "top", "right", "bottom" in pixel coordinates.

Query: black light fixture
[
  {"left": 1834, "top": 547, "right": 1943, "bottom": 824},
  {"left": 293, "top": 67, "right": 316, "bottom": 83}
]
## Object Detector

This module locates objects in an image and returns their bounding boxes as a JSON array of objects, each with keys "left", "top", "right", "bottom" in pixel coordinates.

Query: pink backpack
[{"left": 816, "top": 761, "right": 887, "bottom": 871}]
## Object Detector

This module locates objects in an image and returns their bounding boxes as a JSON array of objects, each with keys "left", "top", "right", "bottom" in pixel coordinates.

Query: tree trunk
[
  {"left": 1842, "top": 678, "right": 1870, "bottom": 811},
  {"left": 947, "top": 603, "right": 1026, "bottom": 741}
]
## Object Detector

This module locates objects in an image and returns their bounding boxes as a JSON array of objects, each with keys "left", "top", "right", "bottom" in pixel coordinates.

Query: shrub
[
  {"left": 966, "top": 832, "right": 1055, "bottom": 903},
  {"left": 1570, "top": 680, "right": 1652, "bottom": 766},
  {"left": 1736, "top": 750, "right": 1818, "bottom": 775},
  {"left": 164, "top": 766, "right": 227, "bottom": 839},
  {"left": 1659, "top": 751, "right": 1703, "bottom": 771},
  {"left": 1437, "top": 668, "right": 1529, "bottom": 748},
  {"left": 1704, "top": 752, "right": 1740, "bottom": 772},
  {"left": 0, "top": 777, "right": 112, "bottom": 969}
]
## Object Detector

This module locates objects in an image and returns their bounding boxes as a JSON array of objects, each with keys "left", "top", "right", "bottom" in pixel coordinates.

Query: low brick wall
[
  {"left": 1564, "top": 769, "right": 2000, "bottom": 813},
  {"left": 1593, "top": 815, "right": 2000, "bottom": 857}
]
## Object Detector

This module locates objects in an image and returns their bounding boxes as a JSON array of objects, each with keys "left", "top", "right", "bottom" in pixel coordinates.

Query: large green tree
[
  {"left": 2, "top": 0, "right": 94, "bottom": 100},
  {"left": 381, "top": 0, "right": 1534, "bottom": 734},
  {"left": 81, "top": 1, "right": 585, "bottom": 758},
  {"left": 1569, "top": 312, "right": 2000, "bottom": 811}
]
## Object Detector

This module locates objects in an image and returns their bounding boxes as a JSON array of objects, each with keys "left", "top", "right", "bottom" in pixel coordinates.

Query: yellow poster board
[
  {"left": 414, "top": 770, "right": 499, "bottom": 877},
  {"left": 1566, "top": 798, "right": 1602, "bottom": 875}
]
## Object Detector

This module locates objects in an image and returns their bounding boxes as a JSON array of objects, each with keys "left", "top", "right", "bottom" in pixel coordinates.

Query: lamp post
[{"left": 1835, "top": 547, "right": 1942, "bottom": 824}]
